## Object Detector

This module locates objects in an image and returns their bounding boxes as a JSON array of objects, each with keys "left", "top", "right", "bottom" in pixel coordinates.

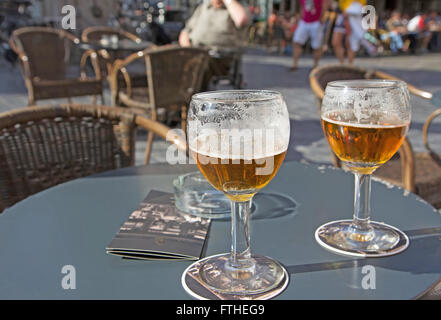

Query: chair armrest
[
  {"left": 423, "top": 107, "right": 441, "bottom": 153},
  {"left": 109, "top": 59, "right": 134, "bottom": 103},
  {"left": 62, "top": 31, "right": 80, "bottom": 45},
  {"left": 80, "top": 49, "right": 102, "bottom": 80},
  {"left": 135, "top": 115, "right": 188, "bottom": 153},
  {"left": 399, "top": 137, "right": 416, "bottom": 193},
  {"left": 309, "top": 68, "right": 325, "bottom": 101},
  {"left": 110, "top": 51, "right": 147, "bottom": 102},
  {"left": 9, "top": 35, "right": 32, "bottom": 79},
  {"left": 374, "top": 70, "right": 433, "bottom": 100}
]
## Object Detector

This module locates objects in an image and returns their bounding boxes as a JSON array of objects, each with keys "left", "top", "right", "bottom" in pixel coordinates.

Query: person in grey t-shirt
[
  {"left": 179, "top": 0, "right": 250, "bottom": 48},
  {"left": 179, "top": 0, "right": 250, "bottom": 90}
]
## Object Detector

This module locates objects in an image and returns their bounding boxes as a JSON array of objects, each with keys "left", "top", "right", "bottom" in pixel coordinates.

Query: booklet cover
[{"left": 106, "top": 190, "right": 211, "bottom": 260}]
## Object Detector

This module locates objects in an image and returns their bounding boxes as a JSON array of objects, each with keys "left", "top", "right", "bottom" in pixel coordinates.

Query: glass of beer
[
  {"left": 316, "top": 80, "right": 411, "bottom": 257},
  {"left": 184, "top": 90, "right": 290, "bottom": 298}
]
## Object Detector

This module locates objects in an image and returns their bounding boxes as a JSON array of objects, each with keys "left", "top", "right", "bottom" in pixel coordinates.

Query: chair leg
[
  {"left": 28, "top": 94, "right": 35, "bottom": 106},
  {"left": 181, "top": 105, "right": 187, "bottom": 131},
  {"left": 144, "top": 131, "right": 155, "bottom": 165}
]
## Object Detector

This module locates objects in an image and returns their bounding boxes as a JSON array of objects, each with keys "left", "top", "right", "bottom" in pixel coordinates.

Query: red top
[{"left": 300, "top": 0, "right": 323, "bottom": 23}]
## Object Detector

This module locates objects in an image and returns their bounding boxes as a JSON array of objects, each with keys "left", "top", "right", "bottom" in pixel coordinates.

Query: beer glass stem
[
  {"left": 352, "top": 173, "right": 372, "bottom": 233},
  {"left": 228, "top": 199, "right": 254, "bottom": 271}
]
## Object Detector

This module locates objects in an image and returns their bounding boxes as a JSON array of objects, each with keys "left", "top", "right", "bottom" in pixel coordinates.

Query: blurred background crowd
[
  {"left": 1, "top": 0, "right": 440, "bottom": 67},
  {"left": 259, "top": 1, "right": 441, "bottom": 57}
]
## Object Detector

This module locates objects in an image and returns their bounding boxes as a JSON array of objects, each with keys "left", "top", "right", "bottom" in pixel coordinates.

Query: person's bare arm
[
  {"left": 320, "top": 0, "right": 330, "bottom": 23},
  {"left": 223, "top": 0, "right": 249, "bottom": 28},
  {"left": 179, "top": 5, "right": 202, "bottom": 47},
  {"left": 179, "top": 30, "right": 191, "bottom": 47}
]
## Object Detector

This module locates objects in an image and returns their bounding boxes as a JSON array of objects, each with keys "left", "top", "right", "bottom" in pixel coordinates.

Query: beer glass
[
  {"left": 184, "top": 90, "right": 290, "bottom": 298},
  {"left": 316, "top": 80, "right": 411, "bottom": 257}
]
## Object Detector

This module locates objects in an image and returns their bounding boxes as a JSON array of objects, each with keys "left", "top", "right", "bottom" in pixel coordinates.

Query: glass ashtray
[{"left": 173, "top": 172, "right": 230, "bottom": 219}]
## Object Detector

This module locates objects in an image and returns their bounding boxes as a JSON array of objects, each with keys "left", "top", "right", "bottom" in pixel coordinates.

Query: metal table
[{"left": 1, "top": 162, "right": 440, "bottom": 299}]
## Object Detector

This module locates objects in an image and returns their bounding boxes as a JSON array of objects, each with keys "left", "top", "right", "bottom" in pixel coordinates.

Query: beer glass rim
[
  {"left": 327, "top": 79, "right": 407, "bottom": 89},
  {"left": 191, "top": 90, "right": 283, "bottom": 103}
]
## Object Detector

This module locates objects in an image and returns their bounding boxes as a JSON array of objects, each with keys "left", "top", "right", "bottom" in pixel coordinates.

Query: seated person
[
  {"left": 407, "top": 13, "right": 431, "bottom": 53},
  {"left": 383, "top": 11, "right": 407, "bottom": 53},
  {"left": 179, "top": 0, "right": 249, "bottom": 48},
  {"left": 179, "top": 0, "right": 250, "bottom": 89},
  {"left": 426, "top": 10, "right": 441, "bottom": 51}
]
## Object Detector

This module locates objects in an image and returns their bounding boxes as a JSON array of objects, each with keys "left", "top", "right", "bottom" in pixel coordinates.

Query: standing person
[
  {"left": 290, "top": 0, "right": 328, "bottom": 71},
  {"left": 267, "top": 9, "right": 284, "bottom": 52},
  {"left": 331, "top": 0, "right": 366, "bottom": 64}
]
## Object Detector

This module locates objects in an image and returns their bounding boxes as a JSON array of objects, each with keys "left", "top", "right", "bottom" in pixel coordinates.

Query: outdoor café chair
[
  {"left": 80, "top": 26, "right": 144, "bottom": 80},
  {"left": 109, "top": 45, "right": 209, "bottom": 164},
  {"left": 206, "top": 47, "right": 244, "bottom": 90},
  {"left": 0, "top": 104, "right": 186, "bottom": 213},
  {"left": 309, "top": 64, "right": 441, "bottom": 209},
  {"left": 9, "top": 27, "right": 103, "bottom": 106}
]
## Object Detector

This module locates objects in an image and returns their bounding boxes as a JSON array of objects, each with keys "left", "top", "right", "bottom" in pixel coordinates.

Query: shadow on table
[
  {"left": 285, "top": 227, "right": 441, "bottom": 276},
  {"left": 211, "top": 192, "right": 299, "bottom": 222}
]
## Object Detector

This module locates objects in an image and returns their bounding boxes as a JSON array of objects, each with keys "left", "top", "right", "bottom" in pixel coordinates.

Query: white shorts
[
  {"left": 293, "top": 20, "right": 323, "bottom": 50},
  {"left": 347, "top": 15, "right": 365, "bottom": 52}
]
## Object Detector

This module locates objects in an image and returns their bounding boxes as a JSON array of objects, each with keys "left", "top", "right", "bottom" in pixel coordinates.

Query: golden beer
[
  {"left": 190, "top": 134, "right": 287, "bottom": 202},
  {"left": 322, "top": 110, "right": 409, "bottom": 174}
]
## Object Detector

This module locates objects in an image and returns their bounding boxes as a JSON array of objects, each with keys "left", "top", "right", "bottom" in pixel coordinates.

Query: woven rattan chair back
[
  {"left": 145, "top": 46, "right": 209, "bottom": 110},
  {"left": 10, "top": 27, "right": 73, "bottom": 81},
  {"left": 310, "top": 64, "right": 368, "bottom": 102},
  {"left": 109, "top": 46, "right": 207, "bottom": 164},
  {"left": 111, "top": 46, "right": 208, "bottom": 111},
  {"left": 10, "top": 27, "right": 103, "bottom": 105},
  {"left": 0, "top": 104, "right": 186, "bottom": 213}
]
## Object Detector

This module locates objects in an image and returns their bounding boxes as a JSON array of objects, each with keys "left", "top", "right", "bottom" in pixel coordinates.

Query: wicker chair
[
  {"left": 0, "top": 104, "right": 187, "bottom": 213},
  {"left": 110, "top": 45, "right": 209, "bottom": 163},
  {"left": 9, "top": 27, "right": 103, "bottom": 106},
  {"left": 80, "top": 26, "right": 144, "bottom": 80},
  {"left": 309, "top": 64, "right": 441, "bottom": 209}
]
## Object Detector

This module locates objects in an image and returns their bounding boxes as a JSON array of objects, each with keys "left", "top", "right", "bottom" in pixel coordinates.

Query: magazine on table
[{"left": 106, "top": 190, "right": 211, "bottom": 260}]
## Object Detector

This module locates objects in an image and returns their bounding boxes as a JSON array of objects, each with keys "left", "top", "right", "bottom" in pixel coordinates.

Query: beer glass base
[
  {"left": 315, "top": 220, "right": 409, "bottom": 257},
  {"left": 181, "top": 253, "right": 289, "bottom": 300}
]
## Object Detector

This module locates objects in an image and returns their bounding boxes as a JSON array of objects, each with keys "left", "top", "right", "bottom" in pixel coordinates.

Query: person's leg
[
  {"left": 292, "top": 43, "right": 303, "bottom": 69},
  {"left": 347, "top": 48, "right": 356, "bottom": 64},
  {"left": 347, "top": 15, "right": 364, "bottom": 64},
  {"left": 290, "top": 20, "right": 307, "bottom": 70},
  {"left": 313, "top": 48, "right": 322, "bottom": 68},
  {"left": 332, "top": 32, "right": 346, "bottom": 63},
  {"left": 346, "top": 36, "right": 357, "bottom": 65},
  {"left": 395, "top": 34, "right": 403, "bottom": 50},
  {"left": 311, "top": 21, "right": 324, "bottom": 68},
  {"left": 266, "top": 27, "right": 274, "bottom": 52},
  {"left": 407, "top": 32, "right": 417, "bottom": 53},
  {"left": 422, "top": 31, "right": 432, "bottom": 51}
]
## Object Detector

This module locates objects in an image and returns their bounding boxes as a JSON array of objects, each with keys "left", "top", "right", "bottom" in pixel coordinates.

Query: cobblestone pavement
[{"left": 1, "top": 49, "right": 441, "bottom": 165}]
